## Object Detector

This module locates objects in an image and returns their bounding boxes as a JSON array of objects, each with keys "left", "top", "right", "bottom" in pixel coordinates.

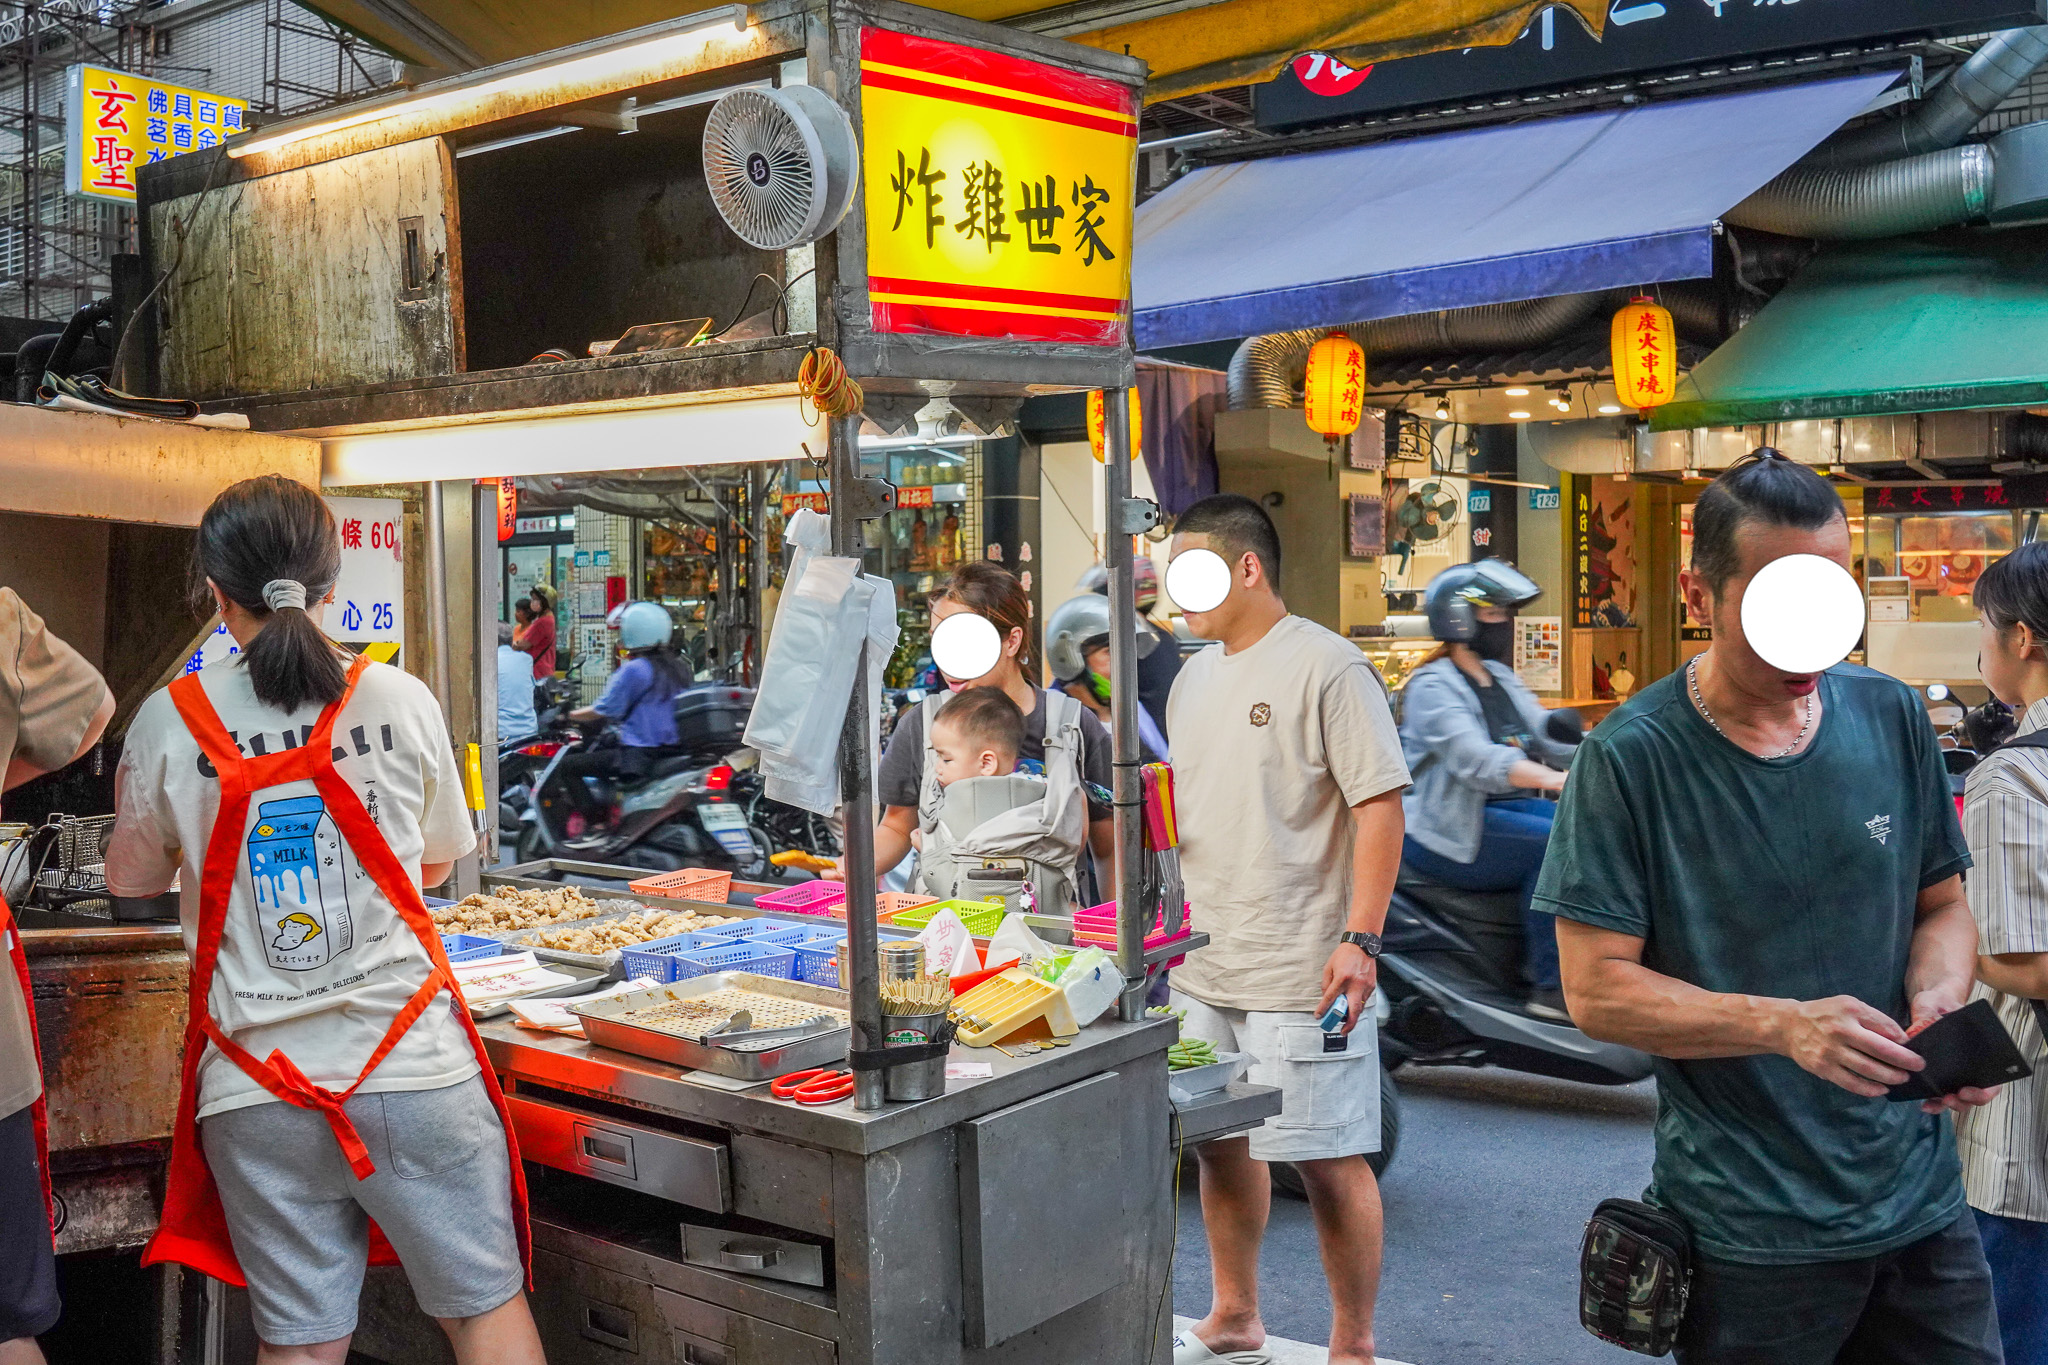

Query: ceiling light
[
  {"left": 1549, "top": 386, "right": 1572, "bottom": 411},
  {"left": 1430, "top": 392, "right": 1450, "bottom": 421},
  {"left": 230, "top": 5, "right": 748, "bottom": 159},
  {"left": 1504, "top": 387, "right": 1530, "bottom": 397},
  {"left": 1508, "top": 410, "right": 1532, "bottom": 420},
  {"left": 1597, "top": 403, "right": 1622, "bottom": 415}
]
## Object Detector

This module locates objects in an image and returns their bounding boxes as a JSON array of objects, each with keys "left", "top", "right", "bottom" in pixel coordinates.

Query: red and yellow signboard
[
  {"left": 65, "top": 64, "right": 248, "bottom": 203},
  {"left": 860, "top": 28, "right": 1136, "bottom": 347}
]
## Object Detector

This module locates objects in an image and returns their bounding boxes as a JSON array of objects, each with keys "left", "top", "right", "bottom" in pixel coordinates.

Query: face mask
[
  {"left": 1088, "top": 671, "right": 1112, "bottom": 704},
  {"left": 1473, "top": 619, "right": 1515, "bottom": 664}
]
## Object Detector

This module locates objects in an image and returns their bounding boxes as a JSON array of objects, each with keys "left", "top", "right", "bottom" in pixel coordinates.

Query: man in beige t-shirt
[
  {"left": 0, "top": 588, "right": 114, "bottom": 1357},
  {"left": 1164, "top": 495, "right": 1408, "bottom": 1365}
]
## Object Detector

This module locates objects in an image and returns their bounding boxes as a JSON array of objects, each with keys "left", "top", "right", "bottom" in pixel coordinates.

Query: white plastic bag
[
  {"left": 746, "top": 510, "right": 901, "bottom": 815},
  {"left": 982, "top": 914, "right": 1056, "bottom": 974},
  {"left": 1054, "top": 946, "right": 1124, "bottom": 1027}
]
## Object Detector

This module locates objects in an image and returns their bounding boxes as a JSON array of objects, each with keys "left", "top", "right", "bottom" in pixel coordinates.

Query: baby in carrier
[{"left": 919, "top": 688, "right": 1082, "bottom": 914}]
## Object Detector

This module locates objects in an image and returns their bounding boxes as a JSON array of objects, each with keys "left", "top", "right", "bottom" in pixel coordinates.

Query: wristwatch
[{"left": 1340, "top": 930, "right": 1383, "bottom": 958}]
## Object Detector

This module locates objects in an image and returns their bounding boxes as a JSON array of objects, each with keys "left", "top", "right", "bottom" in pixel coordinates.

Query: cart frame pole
[
  {"left": 1102, "top": 390, "right": 1148, "bottom": 1020},
  {"left": 425, "top": 480, "right": 455, "bottom": 724},
  {"left": 828, "top": 413, "right": 886, "bottom": 1110}
]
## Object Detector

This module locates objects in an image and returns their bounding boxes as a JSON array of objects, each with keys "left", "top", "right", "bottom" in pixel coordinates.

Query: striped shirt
[{"left": 1957, "top": 695, "right": 2048, "bottom": 1223}]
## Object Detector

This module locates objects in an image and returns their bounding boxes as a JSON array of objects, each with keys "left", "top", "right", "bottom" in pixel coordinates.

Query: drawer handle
[
  {"left": 581, "top": 1302, "right": 637, "bottom": 1350},
  {"left": 582, "top": 1133, "right": 632, "bottom": 1167},
  {"left": 716, "top": 1243, "right": 783, "bottom": 1272},
  {"left": 677, "top": 1330, "right": 730, "bottom": 1365}
]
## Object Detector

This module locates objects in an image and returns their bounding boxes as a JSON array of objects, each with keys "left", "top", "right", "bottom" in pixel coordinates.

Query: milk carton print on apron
[{"left": 248, "top": 794, "right": 357, "bottom": 970}]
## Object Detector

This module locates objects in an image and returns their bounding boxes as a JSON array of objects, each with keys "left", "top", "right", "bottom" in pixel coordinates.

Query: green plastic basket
[{"left": 884, "top": 897, "right": 1006, "bottom": 936}]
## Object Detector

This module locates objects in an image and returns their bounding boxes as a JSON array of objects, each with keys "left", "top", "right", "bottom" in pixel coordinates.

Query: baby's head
[{"left": 930, "top": 687, "right": 1024, "bottom": 787}]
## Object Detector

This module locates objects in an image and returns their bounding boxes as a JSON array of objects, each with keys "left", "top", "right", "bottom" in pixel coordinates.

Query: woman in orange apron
[
  {"left": 0, "top": 588, "right": 114, "bottom": 1363},
  {"left": 106, "top": 477, "right": 540, "bottom": 1365}
]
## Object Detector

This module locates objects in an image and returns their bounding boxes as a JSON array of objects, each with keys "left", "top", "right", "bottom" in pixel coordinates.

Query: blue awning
[{"left": 1132, "top": 71, "right": 1898, "bottom": 350}]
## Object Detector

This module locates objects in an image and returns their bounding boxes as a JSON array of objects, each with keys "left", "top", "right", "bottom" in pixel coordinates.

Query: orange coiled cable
[{"left": 798, "top": 345, "right": 865, "bottom": 422}]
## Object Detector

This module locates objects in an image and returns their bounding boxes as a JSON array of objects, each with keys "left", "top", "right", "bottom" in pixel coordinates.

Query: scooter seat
[
  {"left": 1396, "top": 870, "right": 1522, "bottom": 930},
  {"left": 641, "top": 753, "right": 700, "bottom": 782}
]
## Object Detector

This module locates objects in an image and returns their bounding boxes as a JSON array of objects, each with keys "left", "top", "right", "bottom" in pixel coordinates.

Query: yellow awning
[{"left": 303, "top": 0, "right": 1605, "bottom": 103}]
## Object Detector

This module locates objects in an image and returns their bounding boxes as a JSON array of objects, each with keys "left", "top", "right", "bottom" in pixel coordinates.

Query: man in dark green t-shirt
[{"left": 1539, "top": 452, "right": 2001, "bottom": 1365}]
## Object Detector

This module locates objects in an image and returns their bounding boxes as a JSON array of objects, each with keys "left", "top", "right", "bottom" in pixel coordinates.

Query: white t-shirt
[
  {"left": 107, "top": 658, "right": 479, "bottom": 1119},
  {"left": 1165, "top": 615, "right": 1411, "bottom": 1013}
]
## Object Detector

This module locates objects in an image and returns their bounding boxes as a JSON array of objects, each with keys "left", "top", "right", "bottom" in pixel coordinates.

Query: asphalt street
[{"left": 1172, "top": 1066, "right": 1660, "bottom": 1365}]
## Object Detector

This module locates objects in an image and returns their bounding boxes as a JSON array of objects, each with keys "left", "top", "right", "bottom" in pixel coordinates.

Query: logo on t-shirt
[
  {"left": 1865, "top": 813, "right": 1892, "bottom": 846},
  {"left": 1249, "top": 703, "right": 1272, "bottom": 728}
]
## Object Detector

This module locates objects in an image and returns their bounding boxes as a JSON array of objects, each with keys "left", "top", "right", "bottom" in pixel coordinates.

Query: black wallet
[{"left": 1885, "top": 999, "right": 2034, "bottom": 1102}]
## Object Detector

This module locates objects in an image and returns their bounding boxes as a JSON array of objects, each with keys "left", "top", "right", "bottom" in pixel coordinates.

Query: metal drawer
[
  {"left": 508, "top": 1092, "right": 730, "bottom": 1212},
  {"left": 655, "top": 1287, "right": 836, "bottom": 1365},
  {"left": 681, "top": 1223, "right": 827, "bottom": 1288},
  {"left": 529, "top": 1248, "right": 675, "bottom": 1363}
]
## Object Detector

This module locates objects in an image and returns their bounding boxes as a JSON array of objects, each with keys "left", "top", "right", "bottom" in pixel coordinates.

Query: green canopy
[{"left": 1653, "top": 229, "right": 2048, "bottom": 430}]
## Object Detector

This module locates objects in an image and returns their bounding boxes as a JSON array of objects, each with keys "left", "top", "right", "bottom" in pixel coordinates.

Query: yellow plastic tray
[{"left": 948, "top": 967, "right": 1079, "bottom": 1047}]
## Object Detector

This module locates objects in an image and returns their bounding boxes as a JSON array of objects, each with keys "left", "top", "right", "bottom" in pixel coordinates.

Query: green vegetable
[{"left": 1166, "top": 1037, "right": 1221, "bottom": 1071}]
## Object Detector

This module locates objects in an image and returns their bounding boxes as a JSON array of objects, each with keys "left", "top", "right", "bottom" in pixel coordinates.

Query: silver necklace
[{"left": 1687, "top": 656, "right": 1813, "bottom": 759}]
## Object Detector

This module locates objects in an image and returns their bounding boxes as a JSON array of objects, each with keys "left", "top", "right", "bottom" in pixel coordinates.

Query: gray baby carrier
[{"left": 914, "top": 689, "right": 1087, "bottom": 915}]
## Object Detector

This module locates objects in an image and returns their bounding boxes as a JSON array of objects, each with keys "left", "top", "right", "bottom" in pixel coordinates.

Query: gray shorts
[{"left": 200, "top": 1074, "right": 524, "bottom": 1346}]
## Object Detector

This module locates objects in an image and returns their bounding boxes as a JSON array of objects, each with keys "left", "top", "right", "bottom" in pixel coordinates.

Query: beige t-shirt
[
  {"left": 107, "top": 658, "right": 478, "bottom": 1119},
  {"left": 1165, "top": 615, "right": 1411, "bottom": 1012},
  {"left": 0, "top": 589, "right": 112, "bottom": 1120}
]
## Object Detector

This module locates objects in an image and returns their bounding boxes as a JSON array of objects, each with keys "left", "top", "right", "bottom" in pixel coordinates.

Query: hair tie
[{"left": 261, "top": 579, "right": 308, "bottom": 611}]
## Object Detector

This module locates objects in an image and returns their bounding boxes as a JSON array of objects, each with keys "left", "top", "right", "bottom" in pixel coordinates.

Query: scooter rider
[
  {"left": 556, "top": 602, "right": 692, "bottom": 830},
  {"left": 1046, "top": 592, "right": 1169, "bottom": 762},
  {"left": 1398, "top": 559, "right": 1578, "bottom": 1020}
]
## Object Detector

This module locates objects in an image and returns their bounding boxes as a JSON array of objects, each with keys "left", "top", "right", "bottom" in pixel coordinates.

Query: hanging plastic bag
[{"left": 1053, "top": 946, "right": 1124, "bottom": 1027}]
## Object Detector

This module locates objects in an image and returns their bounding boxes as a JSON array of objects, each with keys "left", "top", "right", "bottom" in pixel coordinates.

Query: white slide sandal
[{"left": 1171, "top": 1331, "right": 1274, "bottom": 1365}]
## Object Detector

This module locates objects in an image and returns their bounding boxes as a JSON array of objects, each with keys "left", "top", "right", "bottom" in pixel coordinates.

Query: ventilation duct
[{"left": 1815, "top": 26, "right": 2048, "bottom": 168}]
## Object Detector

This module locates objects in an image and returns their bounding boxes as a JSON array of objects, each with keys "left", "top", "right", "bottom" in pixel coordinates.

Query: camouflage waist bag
[{"left": 1579, "top": 1198, "right": 1692, "bottom": 1356}]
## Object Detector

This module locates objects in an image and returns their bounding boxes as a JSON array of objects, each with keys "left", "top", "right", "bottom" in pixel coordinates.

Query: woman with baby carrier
[
  {"left": 847, "top": 561, "right": 1118, "bottom": 913},
  {"left": 106, "top": 476, "right": 540, "bottom": 1365}
]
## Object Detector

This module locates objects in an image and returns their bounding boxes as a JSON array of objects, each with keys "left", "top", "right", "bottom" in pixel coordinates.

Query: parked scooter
[{"left": 516, "top": 683, "right": 774, "bottom": 875}]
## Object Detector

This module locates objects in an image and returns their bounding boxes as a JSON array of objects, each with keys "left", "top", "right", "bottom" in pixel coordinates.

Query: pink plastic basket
[
  {"left": 1073, "top": 901, "right": 1193, "bottom": 961},
  {"left": 751, "top": 881, "right": 849, "bottom": 917}
]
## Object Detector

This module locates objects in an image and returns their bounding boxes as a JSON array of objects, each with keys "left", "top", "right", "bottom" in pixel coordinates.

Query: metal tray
[
  {"left": 500, "top": 903, "right": 745, "bottom": 970},
  {"left": 571, "top": 972, "right": 851, "bottom": 1080},
  {"left": 465, "top": 960, "right": 617, "bottom": 1019}
]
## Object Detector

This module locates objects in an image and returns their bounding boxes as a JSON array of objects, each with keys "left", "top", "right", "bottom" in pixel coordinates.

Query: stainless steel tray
[{"left": 571, "top": 972, "right": 851, "bottom": 1080}]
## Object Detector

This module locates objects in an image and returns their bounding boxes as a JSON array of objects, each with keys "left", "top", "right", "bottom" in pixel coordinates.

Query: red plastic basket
[
  {"left": 627, "top": 867, "right": 733, "bottom": 903},
  {"left": 752, "top": 881, "right": 849, "bottom": 917}
]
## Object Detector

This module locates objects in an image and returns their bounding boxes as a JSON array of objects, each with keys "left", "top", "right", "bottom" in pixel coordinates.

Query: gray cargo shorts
[{"left": 199, "top": 1073, "right": 523, "bottom": 1346}]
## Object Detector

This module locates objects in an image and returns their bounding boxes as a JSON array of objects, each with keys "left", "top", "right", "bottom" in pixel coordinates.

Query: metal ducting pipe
[
  {"left": 1816, "top": 26, "right": 2048, "bottom": 168},
  {"left": 1724, "top": 141, "right": 1994, "bottom": 240},
  {"left": 1227, "top": 291, "right": 1614, "bottom": 409}
]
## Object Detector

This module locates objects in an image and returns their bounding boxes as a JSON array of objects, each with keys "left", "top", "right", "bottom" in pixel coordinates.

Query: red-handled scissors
[{"left": 770, "top": 1068, "right": 855, "bottom": 1105}]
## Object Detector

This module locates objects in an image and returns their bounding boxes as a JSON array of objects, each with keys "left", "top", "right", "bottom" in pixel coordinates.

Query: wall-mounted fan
[
  {"left": 702, "top": 85, "right": 859, "bottom": 250},
  {"left": 1395, "top": 480, "right": 1462, "bottom": 543}
]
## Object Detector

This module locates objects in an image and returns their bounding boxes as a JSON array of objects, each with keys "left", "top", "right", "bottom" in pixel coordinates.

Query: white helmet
[{"left": 617, "top": 601, "right": 674, "bottom": 651}]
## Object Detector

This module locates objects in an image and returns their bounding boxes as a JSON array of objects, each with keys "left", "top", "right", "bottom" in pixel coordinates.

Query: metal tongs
[{"left": 710, "top": 1013, "right": 838, "bottom": 1052}]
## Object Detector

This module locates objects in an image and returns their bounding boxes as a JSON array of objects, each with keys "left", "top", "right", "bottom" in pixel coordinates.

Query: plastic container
[
  {"left": 627, "top": 868, "right": 733, "bottom": 903},
  {"left": 617, "top": 930, "right": 739, "bottom": 983},
  {"left": 697, "top": 920, "right": 814, "bottom": 948},
  {"left": 752, "top": 881, "right": 848, "bottom": 917},
  {"left": 440, "top": 933, "right": 504, "bottom": 965},
  {"left": 667, "top": 939, "right": 797, "bottom": 983},
  {"left": 876, "top": 892, "right": 936, "bottom": 918},
  {"left": 885, "top": 898, "right": 1005, "bottom": 937},
  {"left": 788, "top": 929, "right": 913, "bottom": 987}
]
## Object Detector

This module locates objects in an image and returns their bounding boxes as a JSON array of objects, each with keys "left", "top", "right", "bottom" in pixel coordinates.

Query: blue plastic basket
[
  {"left": 618, "top": 930, "right": 733, "bottom": 982},
  {"left": 440, "top": 933, "right": 503, "bottom": 964},
  {"left": 668, "top": 940, "right": 797, "bottom": 982},
  {"left": 697, "top": 919, "right": 814, "bottom": 947},
  {"left": 787, "top": 930, "right": 914, "bottom": 987}
]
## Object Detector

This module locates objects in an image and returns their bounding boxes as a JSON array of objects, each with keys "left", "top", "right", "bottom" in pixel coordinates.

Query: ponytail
[{"left": 193, "top": 475, "right": 347, "bottom": 712}]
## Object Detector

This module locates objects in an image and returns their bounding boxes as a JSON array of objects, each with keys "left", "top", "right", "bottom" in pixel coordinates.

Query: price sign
[{"left": 187, "top": 496, "right": 405, "bottom": 671}]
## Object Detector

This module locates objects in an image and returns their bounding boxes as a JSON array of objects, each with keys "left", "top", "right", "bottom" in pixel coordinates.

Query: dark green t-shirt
[{"left": 1534, "top": 664, "right": 1971, "bottom": 1265}]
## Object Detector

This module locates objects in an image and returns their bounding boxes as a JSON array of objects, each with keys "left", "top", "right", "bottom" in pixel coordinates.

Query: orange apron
[
  {"left": 141, "top": 657, "right": 530, "bottom": 1287},
  {"left": 1, "top": 893, "right": 53, "bottom": 1231}
]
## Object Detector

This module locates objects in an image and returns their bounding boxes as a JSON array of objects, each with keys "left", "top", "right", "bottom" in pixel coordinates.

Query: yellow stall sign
[
  {"left": 65, "top": 64, "right": 248, "bottom": 203},
  {"left": 860, "top": 28, "right": 1136, "bottom": 348}
]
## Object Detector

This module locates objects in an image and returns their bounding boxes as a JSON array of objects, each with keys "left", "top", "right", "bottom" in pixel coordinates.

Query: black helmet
[{"left": 1423, "top": 558, "right": 1542, "bottom": 643}]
